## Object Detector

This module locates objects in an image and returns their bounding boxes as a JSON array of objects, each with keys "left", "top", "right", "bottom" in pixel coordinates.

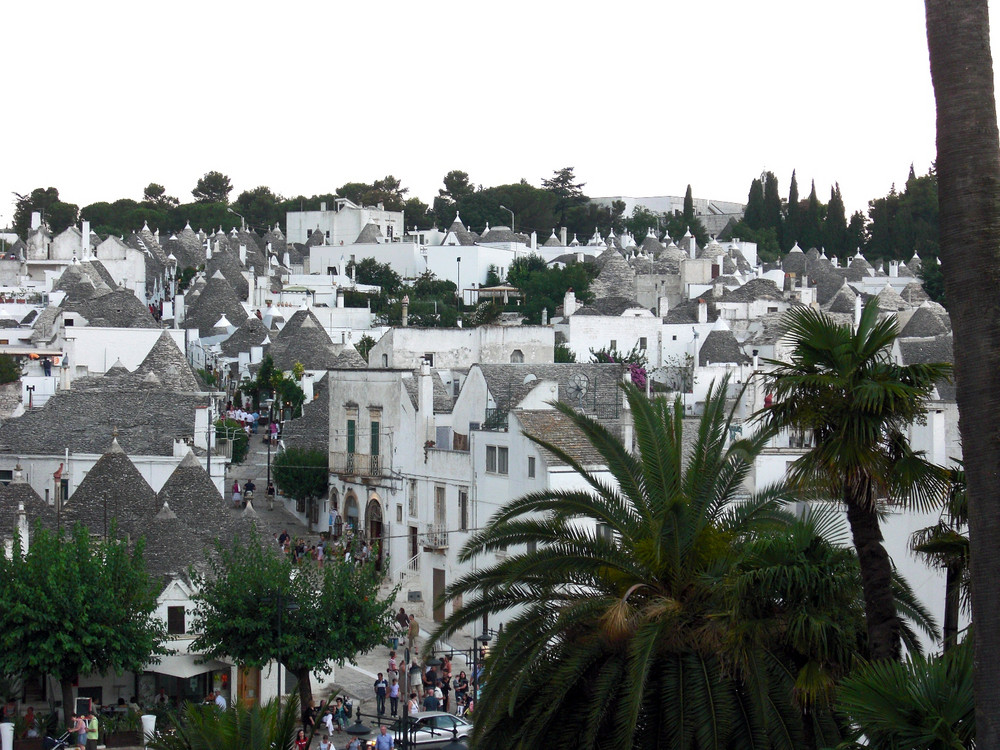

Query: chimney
[
  {"left": 576, "top": 251, "right": 584, "bottom": 263},
  {"left": 530, "top": 231, "right": 537, "bottom": 250},
  {"left": 854, "top": 293, "right": 862, "bottom": 326},
  {"left": 239, "top": 244, "right": 247, "bottom": 265},
  {"left": 283, "top": 251, "right": 291, "bottom": 268},
  {"left": 752, "top": 349, "right": 760, "bottom": 369},
  {"left": 563, "top": 288, "right": 577, "bottom": 317},
  {"left": 337, "top": 288, "right": 345, "bottom": 309},
  {"left": 81, "top": 221, "right": 90, "bottom": 255},
  {"left": 688, "top": 234, "right": 697, "bottom": 259},
  {"left": 320, "top": 201, "right": 327, "bottom": 212},
  {"left": 205, "top": 240, "right": 213, "bottom": 260},
  {"left": 418, "top": 359, "right": 434, "bottom": 443},
  {"left": 250, "top": 344, "right": 263, "bottom": 364},
  {"left": 302, "top": 373, "right": 314, "bottom": 402},
  {"left": 889, "top": 261, "right": 898, "bottom": 278},
  {"left": 12, "top": 463, "right": 24, "bottom": 484},
  {"left": 657, "top": 296, "right": 669, "bottom": 318},
  {"left": 697, "top": 299, "right": 708, "bottom": 324},
  {"left": 16, "top": 502, "right": 28, "bottom": 554},
  {"left": 541, "top": 307, "right": 548, "bottom": 325},
  {"left": 560, "top": 227, "right": 568, "bottom": 246},
  {"left": 402, "top": 295, "right": 409, "bottom": 326},
  {"left": 801, "top": 274, "right": 808, "bottom": 290},
  {"left": 31, "top": 212, "right": 41, "bottom": 230},
  {"left": 175, "top": 292, "right": 185, "bottom": 325}
]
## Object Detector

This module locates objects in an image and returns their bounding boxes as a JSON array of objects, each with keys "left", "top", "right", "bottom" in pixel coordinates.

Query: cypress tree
[
  {"left": 825, "top": 183, "right": 848, "bottom": 255},
  {"left": 786, "top": 170, "right": 800, "bottom": 250},
  {"left": 763, "top": 171, "right": 782, "bottom": 234},
  {"left": 683, "top": 184, "right": 695, "bottom": 226},
  {"left": 801, "top": 180, "right": 824, "bottom": 250},
  {"left": 744, "top": 178, "right": 765, "bottom": 230}
]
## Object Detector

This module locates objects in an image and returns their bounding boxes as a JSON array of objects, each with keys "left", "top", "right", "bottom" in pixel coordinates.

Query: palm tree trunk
[
  {"left": 845, "top": 493, "right": 900, "bottom": 660},
  {"left": 943, "top": 562, "right": 961, "bottom": 654},
  {"left": 925, "top": 0, "right": 1000, "bottom": 745}
]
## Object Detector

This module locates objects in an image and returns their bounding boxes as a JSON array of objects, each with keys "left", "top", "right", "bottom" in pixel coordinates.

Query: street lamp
[
  {"left": 499, "top": 205, "right": 514, "bottom": 232},
  {"left": 272, "top": 595, "right": 299, "bottom": 703},
  {"left": 227, "top": 207, "right": 246, "bottom": 231},
  {"left": 471, "top": 628, "right": 492, "bottom": 706},
  {"left": 456, "top": 256, "right": 462, "bottom": 307},
  {"left": 345, "top": 715, "right": 371, "bottom": 742}
]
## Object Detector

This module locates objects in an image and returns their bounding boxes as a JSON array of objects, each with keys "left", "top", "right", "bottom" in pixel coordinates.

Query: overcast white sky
[{"left": 2, "top": 0, "right": 995, "bottom": 225}]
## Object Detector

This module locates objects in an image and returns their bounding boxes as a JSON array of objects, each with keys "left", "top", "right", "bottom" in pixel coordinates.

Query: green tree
[
  {"left": 758, "top": 299, "right": 951, "bottom": 661},
  {"left": 441, "top": 169, "right": 473, "bottom": 202},
  {"left": 349, "top": 258, "right": 402, "bottom": 295},
  {"left": 234, "top": 186, "right": 283, "bottom": 230},
  {"left": 837, "top": 640, "right": 974, "bottom": 749},
  {"left": 506, "top": 254, "right": 596, "bottom": 324},
  {"left": 192, "top": 171, "right": 233, "bottom": 204},
  {"left": 143, "top": 183, "right": 179, "bottom": 208},
  {"left": 554, "top": 341, "right": 576, "bottom": 362},
  {"left": 763, "top": 170, "right": 783, "bottom": 238},
  {"left": 919, "top": 255, "right": 947, "bottom": 305},
  {"left": 799, "top": 180, "right": 824, "bottom": 249},
  {"left": 13, "top": 187, "right": 62, "bottom": 238},
  {"left": 356, "top": 334, "right": 377, "bottom": 362},
  {"left": 911, "top": 465, "right": 968, "bottom": 652},
  {"left": 148, "top": 695, "right": 300, "bottom": 750},
  {"left": 216, "top": 419, "right": 249, "bottom": 464},
  {"left": 786, "top": 169, "right": 801, "bottom": 248},
  {"left": 430, "top": 379, "right": 862, "bottom": 749},
  {"left": 403, "top": 196, "right": 433, "bottom": 231},
  {"left": 542, "top": 166, "right": 588, "bottom": 227},
  {"left": 682, "top": 184, "right": 695, "bottom": 225},
  {"left": 0, "top": 524, "right": 166, "bottom": 713},
  {"left": 846, "top": 210, "right": 868, "bottom": 256},
  {"left": 272, "top": 447, "right": 327, "bottom": 525},
  {"left": 744, "top": 176, "right": 765, "bottom": 230},
  {"left": 825, "top": 183, "right": 848, "bottom": 254},
  {"left": 0, "top": 354, "right": 21, "bottom": 384},
  {"left": 190, "top": 528, "right": 396, "bottom": 709}
]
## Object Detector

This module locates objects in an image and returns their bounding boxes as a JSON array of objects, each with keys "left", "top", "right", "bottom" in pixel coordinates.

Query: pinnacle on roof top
[
  {"left": 155, "top": 501, "right": 178, "bottom": 520},
  {"left": 683, "top": 226, "right": 692, "bottom": 237},
  {"left": 230, "top": 227, "right": 239, "bottom": 236},
  {"left": 789, "top": 241, "right": 803, "bottom": 253},
  {"left": 711, "top": 317, "right": 731, "bottom": 331},
  {"left": 185, "top": 221, "right": 192, "bottom": 230},
  {"left": 215, "top": 314, "right": 232, "bottom": 329},
  {"left": 142, "top": 221, "right": 150, "bottom": 232},
  {"left": 108, "top": 437, "right": 125, "bottom": 454}
]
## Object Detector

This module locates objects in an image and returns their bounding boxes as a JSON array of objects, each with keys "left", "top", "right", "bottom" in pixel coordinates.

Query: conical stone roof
[
  {"left": 183, "top": 271, "right": 250, "bottom": 337},
  {"left": 130, "top": 331, "right": 202, "bottom": 392}
]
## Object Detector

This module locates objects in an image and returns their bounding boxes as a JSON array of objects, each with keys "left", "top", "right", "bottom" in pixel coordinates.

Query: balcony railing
[
  {"left": 421, "top": 524, "right": 449, "bottom": 550},
  {"left": 483, "top": 407, "right": 509, "bottom": 431},
  {"left": 330, "top": 451, "right": 385, "bottom": 477}
]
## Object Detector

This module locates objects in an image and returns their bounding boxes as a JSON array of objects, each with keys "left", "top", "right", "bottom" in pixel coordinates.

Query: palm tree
[
  {"left": 925, "top": 0, "right": 1000, "bottom": 740},
  {"left": 146, "top": 694, "right": 300, "bottom": 750},
  {"left": 836, "top": 639, "right": 975, "bottom": 749},
  {"left": 757, "top": 299, "right": 950, "bottom": 661},
  {"left": 911, "top": 465, "right": 969, "bottom": 653},
  {"left": 432, "top": 378, "right": 930, "bottom": 750}
]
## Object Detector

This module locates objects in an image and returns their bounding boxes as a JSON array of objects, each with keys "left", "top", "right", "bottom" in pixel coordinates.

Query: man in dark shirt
[
  {"left": 422, "top": 691, "right": 440, "bottom": 711},
  {"left": 373, "top": 673, "right": 388, "bottom": 715}
]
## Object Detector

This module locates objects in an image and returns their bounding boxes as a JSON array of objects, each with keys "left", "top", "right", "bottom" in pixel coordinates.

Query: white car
[{"left": 371, "top": 711, "right": 473, "bottom": 748}]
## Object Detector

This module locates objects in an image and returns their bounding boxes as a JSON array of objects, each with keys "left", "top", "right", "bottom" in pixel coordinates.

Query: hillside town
[{"left": 0, "top": 191, "right": 958, "bottom": 747}]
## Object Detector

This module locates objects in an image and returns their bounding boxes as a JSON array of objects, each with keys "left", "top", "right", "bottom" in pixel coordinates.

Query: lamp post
[
  {"left": 345, "top": 714, "right": 371, "bottom": 744},
  {"left": 25, "top": 384, "right": 34, "bottom": 409},
  {"left": 456, "top": 256, "right": 462, "bottom": 306},
  {"left": 471, "top": 627, "right": 491, "bottom": 706},
  {"left": 499, "top": 204, "right": 514, "bottom": 233},
  {"left": 273, "top": 594, "right": 299, "bottom": 703},
  {"left": 227, "top": 207, "right": 246, "bottom": 231}
]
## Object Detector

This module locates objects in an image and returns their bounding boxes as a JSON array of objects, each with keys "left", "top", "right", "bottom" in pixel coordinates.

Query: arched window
[
  {"left": 381, "top": 353, "right": 388, "bottom": 367},
  {"left": 510, "top": 349, "right": 524, "bottom": 363}
]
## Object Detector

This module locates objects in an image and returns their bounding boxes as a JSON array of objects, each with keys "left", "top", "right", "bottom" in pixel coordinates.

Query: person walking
[
  {"left": 395, "top": 607, "right": 409, "bottom": 643},
  {"left": 406, "top": 692, "right": 420, "bottom": 716},
  {"left": 388, "top": 678, "right": 400, "bottom": 717},
  {"left": 373, "top": 672, "right": 388, "bottom": 716},
  {"left": 231, "top": 480, "right": 242, "bottom": 509},
  {"left": 407, "top": 614, "right": 420, "bottom": 653},
  {"left": 85, "top": 712, "right": 99, "bottom": 750}
]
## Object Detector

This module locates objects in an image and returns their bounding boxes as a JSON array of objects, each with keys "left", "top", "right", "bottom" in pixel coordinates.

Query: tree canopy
[
  {"left": 190, "top": 528, "right": 396, "bottom": 709},
  {"left": 192, "top": 171, "right": 234, "bottom": 204},
  {"left": 0, "top": 524, "right": 166, "bottom": 713}
]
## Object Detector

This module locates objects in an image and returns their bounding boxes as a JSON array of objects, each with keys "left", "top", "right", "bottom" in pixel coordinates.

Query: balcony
[
  {"left": 420, "top": 524, "right": 449, "bottom": 551},
  {"left": 330, "top": 451, "right": 385, "bottom": 477},
  {"left": 483, "top": 407, "right": 509, "bottom": 431}
]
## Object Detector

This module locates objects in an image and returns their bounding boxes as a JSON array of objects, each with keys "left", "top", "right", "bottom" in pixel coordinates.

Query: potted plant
[{"left": 104, "top": 710, "right": 142, "bottom": 748}]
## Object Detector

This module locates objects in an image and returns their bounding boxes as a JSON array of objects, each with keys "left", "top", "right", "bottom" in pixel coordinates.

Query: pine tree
[
  {"left": 786, "top": 170, "right": 801, "bottom": 250},
  {"left": 824, "top": 183, "right": 848, "bottom": 255},
  {"left": 744, "top": 178, "right": 765, "bottom": 230}
]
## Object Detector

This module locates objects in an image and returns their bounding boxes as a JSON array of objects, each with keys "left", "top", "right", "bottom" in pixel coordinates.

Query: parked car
[{"left": 367, "top": 711, "right": 472, "bottom": 749}]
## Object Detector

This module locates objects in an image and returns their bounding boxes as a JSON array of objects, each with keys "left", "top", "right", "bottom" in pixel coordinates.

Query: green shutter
[
  {"left": 347, "top": 419, "right": 356, "bottom": 453},
  {"left": 370, "top": 422, "right": 380, "bottom": 455}
]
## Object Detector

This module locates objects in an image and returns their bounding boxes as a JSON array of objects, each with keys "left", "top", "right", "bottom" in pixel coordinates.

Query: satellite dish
[
  {"left": 568, "top": 373, "right": 589, "bottom": 407},
  {"left": 523, "top": 374, "right": 537, "bottom": 385}
]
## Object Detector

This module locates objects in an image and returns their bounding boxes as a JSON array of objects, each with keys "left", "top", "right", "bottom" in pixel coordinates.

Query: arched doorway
[
  {"left": 344, "top": 492, "right": 360, "bottom": 535},
  {"left": 365, "top": 496, "right": 384, "bottom": 570}
]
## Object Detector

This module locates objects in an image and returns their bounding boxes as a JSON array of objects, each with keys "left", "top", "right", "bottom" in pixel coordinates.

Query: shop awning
[{"left": 147, "top": 654, "right": 231, "bottom": 679}]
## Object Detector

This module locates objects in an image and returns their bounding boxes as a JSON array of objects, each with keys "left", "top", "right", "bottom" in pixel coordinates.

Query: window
[
  {"left": 527, "top": 456, "right": 536, "bottom": 478},
  {"left": 672, "top": 335, "right": 677, "bottom": 341},
  {"left": 64, "top": 319, "right": 73, "bottom": 326},
  {"left": 167, "top": 606, "right": 186, "bottom": 635},
  {"left": 434, "top": 485, "right": 446, "bottom": 526},
  {"left": 0, "top": 469, "right": 11, "bottom": 485},
  {"left": 423, "top": 353, "right": 434, "bottom": 366},
  {"left": 397, "top": 504, "right": 403, "bottom": 523},
  {"left": 381, "top": 354, "right": 388, "bottom": 367},
  {"left": 610, "top": 339, "right": 617, "bottom": 349},
  {"left": 510, "top": 349, "right": 524, "bottom": 363},
  {"left": 767, "top": 306, "right": 779, "bottom": 313},
  {"left": 498, "top": 446, "right": 508, "bottom": 474},
  {"left": 639, "top": 337, "right": 647, "bottom": 350},
  {"left": 408, "top": 480, "right": 418, "bottom": 517},
  {"left": 458, "top": 488, "right": 468, "bottom": 531},
  {"left": 346, "top": 418, "right": 357, "bottom": 454},
  {"left": 486, "top": 446, "right": 497, "bottom": 472}
]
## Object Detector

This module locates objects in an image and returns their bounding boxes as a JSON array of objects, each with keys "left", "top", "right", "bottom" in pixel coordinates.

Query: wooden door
[{"left": 237, "top": 666, "right": 260, "bottom": 706}]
